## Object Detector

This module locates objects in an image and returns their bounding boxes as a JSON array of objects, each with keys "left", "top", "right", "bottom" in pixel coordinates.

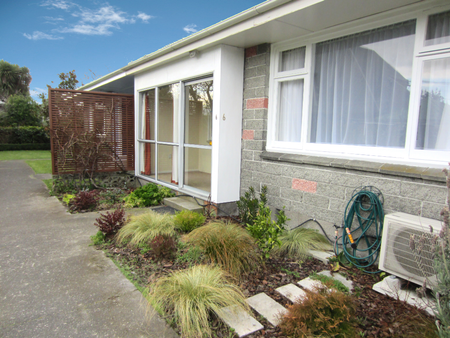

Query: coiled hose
[{"left": 334, "top": 188, "right": 384, "bottom": 273}]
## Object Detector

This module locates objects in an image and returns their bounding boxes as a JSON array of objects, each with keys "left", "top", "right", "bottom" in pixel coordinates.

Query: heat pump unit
[{"left": 379, "top": 212, "right": 443, "bottom": 288}]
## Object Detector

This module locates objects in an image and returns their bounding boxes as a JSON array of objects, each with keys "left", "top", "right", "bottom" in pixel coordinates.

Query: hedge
[
  {"left": 0, "top": 143, "right": 51, "bottom": 151},
  {"left": 0, "top": 126, "right": 50, "bottom": 144}
]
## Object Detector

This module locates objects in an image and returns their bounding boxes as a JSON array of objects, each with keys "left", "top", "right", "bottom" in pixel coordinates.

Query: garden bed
[{"left": 94, "top": 215, "right": 437, "bottom": 338}]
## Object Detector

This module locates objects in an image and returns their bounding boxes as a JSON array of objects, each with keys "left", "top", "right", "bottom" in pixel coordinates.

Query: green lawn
[
  {"left": 25, "top": 160, "right": 52, "bottom": 174},
  {"left": 0, "top": 150, "right": 51, "bottom": 161}
]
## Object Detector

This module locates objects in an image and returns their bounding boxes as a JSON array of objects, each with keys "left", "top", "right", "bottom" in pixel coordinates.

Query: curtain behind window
[{"left": 311, "top": 20, "right": 416, "bottom": 147}]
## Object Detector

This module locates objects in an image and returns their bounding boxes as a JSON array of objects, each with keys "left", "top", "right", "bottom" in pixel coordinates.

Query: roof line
[{"left": 79, "top": 0, "right": 293, "bottom": 90}]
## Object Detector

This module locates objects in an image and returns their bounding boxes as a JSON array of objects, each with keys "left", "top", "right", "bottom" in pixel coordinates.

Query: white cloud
[
  {"left": 183, "top": 24, "right": 197, "bottom": 34},
  {"left": 41, "top": 0, "right": 75, "bottom": 10},
  {"left": 36, "top": 2, "right": 153, "bottom": 37},
  {"left": 44, "top": 16, "right": 64, "bottom": 24},
  {"left": 136, "top": 12, "right": 153, "bottom": 23},
  {"left": 30, "top": 88, "right": 48, "bottom": 99},
  {"left": 23, "top": 31, "right": 63, "bottom": 40},
  {"left": 58, "top": 23, "right": 115, "bottom": 35}
]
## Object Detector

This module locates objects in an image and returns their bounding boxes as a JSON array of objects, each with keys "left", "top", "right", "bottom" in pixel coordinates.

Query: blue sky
[{"left": 0, "top": 0, "right": 262, "bottom": 101}]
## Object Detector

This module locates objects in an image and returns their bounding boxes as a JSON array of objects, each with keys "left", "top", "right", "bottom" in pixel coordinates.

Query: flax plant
[
  {"left": 274, "top": 227, "right": 332, "bottom": 259},
  {"left": 186, "top": 221, "right": 260, "bottom": 278},
  {"left": 115, "top": 210, "right": 175, "bottom": 246},
  {"left": 148, "top": 265, "right": 249, "bottom": 338}
]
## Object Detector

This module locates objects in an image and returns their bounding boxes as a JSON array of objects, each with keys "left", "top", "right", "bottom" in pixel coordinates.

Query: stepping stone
[
  {"left": 310, "top": 250, "right": 335, "bottom": 263},
  {"left": 318, "top": 270, "right": 353, "bottom": 292},
  {"left": 246, "top": 293, "right": 287, "bottom": 327},
  {"left": 297, "top": 277, "right": 326, "bottom": 291},
  {"left": 216, "top": 305, "right": 263, "bottom": 337},
  {"left": 276, "top": 284, "right": 307, "bottom": 303}
]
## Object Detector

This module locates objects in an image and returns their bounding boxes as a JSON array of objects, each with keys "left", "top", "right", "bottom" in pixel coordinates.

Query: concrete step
[
  {"left": 275, "top": 283, "right": 307, "bottom": 303},
  {"left": 246, "top": 293, "right": 287, "bottom": 327},
  {"left": 216, "top": 305, "right": 263, "bottom": 337},
  {"left": 163, "top": 196, "right": 204, "bottom": 213}
]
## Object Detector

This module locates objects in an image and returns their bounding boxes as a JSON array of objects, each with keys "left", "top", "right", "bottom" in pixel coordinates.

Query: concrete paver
[
  {"left": 275, "top": 283, "right": 307, "bottom": 303},
  {"left": 0, "top": 160, "right": 178, "bottom": 338},
  {"left": 246, "top": 293, "right": 286, "bottom": 327},
  {"left": 216, "top": 305, "right": 263, "bottom": 337}
]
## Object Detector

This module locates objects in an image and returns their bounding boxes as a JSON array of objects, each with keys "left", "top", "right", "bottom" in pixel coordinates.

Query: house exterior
[{"left": 80, "top": 0, "right": 449, "bottom": 230}]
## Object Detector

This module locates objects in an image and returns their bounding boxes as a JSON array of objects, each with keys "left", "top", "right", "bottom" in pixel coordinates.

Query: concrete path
[{"left": 0, "top": 160, "right": 178, "bottom": 338}]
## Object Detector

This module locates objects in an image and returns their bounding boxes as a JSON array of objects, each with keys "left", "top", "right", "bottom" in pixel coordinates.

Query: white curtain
[
  {"left": 311, "top": 20, "right": 416, "bottom": 147},
  {"left": 280, "top": 47, "right": 306, "bottom": 71},
  {"left": 277, "top": 79, "right": 304, "bottom": 142},
  {"left": 417, "top": 57, "right": 450, "bottom": 151}
]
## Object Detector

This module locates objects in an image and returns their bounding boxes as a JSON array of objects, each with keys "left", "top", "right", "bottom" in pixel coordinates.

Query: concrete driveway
[{"left": 0, "top": 160, "right": 178, "bottom": 338}]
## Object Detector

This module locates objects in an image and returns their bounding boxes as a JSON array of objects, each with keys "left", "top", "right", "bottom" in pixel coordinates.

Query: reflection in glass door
[{"left": 183, "top": 79, "right": 213, "bottom": 193}]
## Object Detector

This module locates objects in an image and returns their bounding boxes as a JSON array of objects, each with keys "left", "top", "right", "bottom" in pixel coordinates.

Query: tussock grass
[
  {"left": 186, "top": 221, "right": 259, "bottom": 278},
  {"left": 115, "top": 210, "right": 175, "bottom": 246},
  {"left": 274, "top": 227, "right": 332, "bottom": 259},
  {"left": 148, "top": 265, "right": 249, "bottom": 338}
]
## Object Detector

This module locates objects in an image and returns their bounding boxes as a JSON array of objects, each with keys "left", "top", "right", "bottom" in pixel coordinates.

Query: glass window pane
[
  {"left": 277, "top": 79, "right": 303, "bottom": 142},
  {"left": 280, "top": 47, "right": 306, "bottom": 72},
  {"left": 425, "top": 10, "right": 450, "bottom": 46},
  {"left": 139, "top": 142, "right": 155, "bottom": 179},
  {"left": 185, "top": 80, "right": 213, "bottom": 146},
  {"left": 311, "top": 20, "right": 415, "bottom": 147},
  {"left": 416, "top": 57, "right": 450, "bottom": 151},
  {"left": 157, "top": 144, "right": 179, "bottom": 184},
  {"left": 158, "top": 83, "right": 179, "bottom": 143},
  {"left": 184, "top": 147, "right": 211, "bottom": 193},
  {"left": 141, "top": 89, "right": 155, "bottom": 140}
]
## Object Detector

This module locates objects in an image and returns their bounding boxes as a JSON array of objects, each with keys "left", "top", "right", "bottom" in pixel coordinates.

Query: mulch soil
[{"left": 99, "top": 218, "right": 438, "bottom": 338}]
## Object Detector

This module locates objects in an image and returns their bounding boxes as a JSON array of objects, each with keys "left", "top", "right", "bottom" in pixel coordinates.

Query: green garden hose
[{"left": 334, "top": 187, "right": 384, "bottom": 273}]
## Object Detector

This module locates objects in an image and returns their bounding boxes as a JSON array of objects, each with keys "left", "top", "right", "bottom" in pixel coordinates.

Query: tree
[
  {"left": 2, "top": 94, "right": 41, "bottom": 127},
  {"left": 0, "top": 60, "right": 32, "bottom": 101},
  {"left": 57, "top": 70, "right": 78, "bottom": 90}
]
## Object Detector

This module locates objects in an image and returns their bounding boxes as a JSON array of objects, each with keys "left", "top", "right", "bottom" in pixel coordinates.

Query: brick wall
[{"left": 240, "top": 43, "right": 447, "bottom": 234}]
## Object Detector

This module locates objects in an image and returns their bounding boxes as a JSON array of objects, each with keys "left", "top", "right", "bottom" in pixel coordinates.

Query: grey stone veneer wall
[{"left": 240, "top": 43, "right": 447, "bottom": 235}]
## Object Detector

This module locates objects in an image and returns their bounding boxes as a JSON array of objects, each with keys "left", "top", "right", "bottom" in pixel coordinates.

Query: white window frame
[{"left": 267, "top": 5, "right": 450, "bottom": 168}]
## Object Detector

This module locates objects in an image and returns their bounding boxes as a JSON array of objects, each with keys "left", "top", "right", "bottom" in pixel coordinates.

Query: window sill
[{"left": 260, "top": 151, "right": 446, "bottom": 183}]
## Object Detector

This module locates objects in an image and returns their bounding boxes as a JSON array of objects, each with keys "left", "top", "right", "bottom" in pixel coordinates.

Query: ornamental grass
[
  {"left": 185, "top": 221, "right": 259, "bottom": 278},
  {"left": 148, "top": 265, "right": 249, "bottom": 338},
  {"left": 115, "top": 210, "right": 175, "bottom": 246},
  {"left": 274, "top": 227, "right": 332, "bottom": 259}
]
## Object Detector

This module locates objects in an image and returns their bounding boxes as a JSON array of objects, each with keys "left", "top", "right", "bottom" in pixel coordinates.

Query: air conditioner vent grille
[{"left": 379, "top": 213, "right": 442, "bottom": 287}]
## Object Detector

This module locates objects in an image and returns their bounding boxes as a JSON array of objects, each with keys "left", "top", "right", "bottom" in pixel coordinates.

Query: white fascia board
[{"left": 80, "top": 0, "right": 322, "bottom": 91}]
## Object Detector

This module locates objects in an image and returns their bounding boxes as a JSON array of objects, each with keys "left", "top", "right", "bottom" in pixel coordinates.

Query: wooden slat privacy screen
[{"left": 49, "top": 88, "right": 134, "bottom": 175}]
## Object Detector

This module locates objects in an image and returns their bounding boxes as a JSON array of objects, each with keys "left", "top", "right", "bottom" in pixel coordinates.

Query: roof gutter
[{"left": 79, "top": 0, "right": 294, "bottom": 90}]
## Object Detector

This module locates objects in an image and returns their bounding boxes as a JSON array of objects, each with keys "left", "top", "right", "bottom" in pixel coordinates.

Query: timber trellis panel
[{"left": 49, "top": 88, "right": 134, "bottom": 175}]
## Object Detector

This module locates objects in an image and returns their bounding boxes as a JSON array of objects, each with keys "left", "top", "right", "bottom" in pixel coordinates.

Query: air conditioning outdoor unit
[{"left": 379, "top": 212, "right": 443, "bottom": 288}]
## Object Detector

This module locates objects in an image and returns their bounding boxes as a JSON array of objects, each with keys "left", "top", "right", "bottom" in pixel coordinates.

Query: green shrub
[
  {"left": 0, "top": 143, "right": 50, "bottom": 151},
  {"left": 275, "top": 227, "right": 332, "bottom": 259},
  {"left": 186, "top": 221, "right": 259, "bottom": 278},
  {"left": 246, "top": 204, "right": 287, "bottom": 259},
  {"left": 236, "top": 185, "right": 267, "bottom": 226},
  {"left": 279, "top": 289, "right": 359, "bottom": 338},
  {"left": 115, "top": 210, "right": 176, "bottom": 247},
  {"left": 90, "top": 231, "right": 106, "bottom": 246},
  {"left": 0, "top": 126, "right": 50, "bottom": 144},
  {"left": 174, "top": 210, "right": 205, "bottom": 232},
  {"left": 62, "top": 193, "right": 75, "bottom": 205},
  {"left": 123, "top": 183, "right": 175, "bottom": 208},
  {"left": 148, "top": 265, "right": 249, "bottom": 338}
]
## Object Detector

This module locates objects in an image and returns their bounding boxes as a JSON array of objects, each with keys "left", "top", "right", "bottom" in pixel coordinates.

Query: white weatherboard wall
[{"left": 134, "top": 44, "right": 244, "bottom": 203}]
